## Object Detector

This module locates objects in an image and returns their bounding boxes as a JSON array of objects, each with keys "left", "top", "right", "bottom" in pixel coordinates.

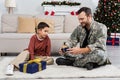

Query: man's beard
[
  {"left": 81, "top": 21, "right": 89, "bottom": 27},
  {"left": 81, "top": 18, "right": 90, "bottom": 27},
  {"left": 81, "top": 22, "right": 87, "bottom": 27}
]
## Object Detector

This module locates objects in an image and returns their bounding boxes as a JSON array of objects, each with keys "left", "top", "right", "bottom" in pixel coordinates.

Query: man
[{"left": 56, "top": 7, "right": 111, "bottom": 70}]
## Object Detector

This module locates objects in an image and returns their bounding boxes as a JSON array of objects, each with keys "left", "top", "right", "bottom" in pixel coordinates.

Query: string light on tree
[{"left": 94, "top": 0, "right": 120, "bottom": 36}]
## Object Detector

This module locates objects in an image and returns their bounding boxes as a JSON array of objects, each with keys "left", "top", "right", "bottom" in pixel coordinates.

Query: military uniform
[{"left": 63, "top": 20, "right": 111, "bottom": 67}]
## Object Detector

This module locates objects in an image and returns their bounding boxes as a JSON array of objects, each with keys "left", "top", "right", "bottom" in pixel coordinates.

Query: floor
[
  {"left": 107, "top": 46, "right": 120, "bottom": 68},
  {"left": 0, "top": 46, "right": 120, "bottom": 80}
]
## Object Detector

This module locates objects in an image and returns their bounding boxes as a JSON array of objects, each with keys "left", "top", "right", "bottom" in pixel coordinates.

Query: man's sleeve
[{"left": 65, "top": 27, "right": 79, "bottom": 48}]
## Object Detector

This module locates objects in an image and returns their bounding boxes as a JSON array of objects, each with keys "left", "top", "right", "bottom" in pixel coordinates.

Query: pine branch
[{"left": 41, "top": 1, "right": 81, "bottom": 6}]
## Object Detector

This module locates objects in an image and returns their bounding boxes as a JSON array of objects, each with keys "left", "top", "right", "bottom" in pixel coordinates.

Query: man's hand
[
  {"left": 68, "top": 47, "right": 91, "bottom": 54},
  {"left": 59, "top": 43, "right": 69, "bottom": 55},
  {"left": 59, "top": 48, "right": 65, "bottom": 55},
  {"left": 67, "top": 47, "right": 82, "bottom": 54}
]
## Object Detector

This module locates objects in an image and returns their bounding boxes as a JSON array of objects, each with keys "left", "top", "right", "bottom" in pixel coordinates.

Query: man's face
[
  {"left": 37, "top": 27, "right": 49, "bottom": 39},
  {"left": 78, "top": 11, "right": 90, "bottom": 27}
]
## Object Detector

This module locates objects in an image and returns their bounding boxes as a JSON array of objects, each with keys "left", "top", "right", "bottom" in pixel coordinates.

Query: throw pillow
[
  {"left": 35, "top": 18, "right": 55, "bottom": 33},
  {"left": 17, "top": 16, "right": 35, "bottom": 33}
]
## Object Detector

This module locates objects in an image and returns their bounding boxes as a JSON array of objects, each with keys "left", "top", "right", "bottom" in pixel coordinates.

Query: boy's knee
[{"left": 46, "top": 57, "right": 54, "bottom": 65}]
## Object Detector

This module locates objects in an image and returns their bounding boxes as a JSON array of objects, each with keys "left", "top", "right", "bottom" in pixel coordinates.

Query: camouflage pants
[{"left": 72, "top": 50, "right": 107, "bottom": 67}]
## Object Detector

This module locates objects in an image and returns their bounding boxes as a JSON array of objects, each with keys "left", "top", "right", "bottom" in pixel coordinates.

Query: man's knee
[{"left": 93, "top": 50, "right": 108, "bottom": 65}]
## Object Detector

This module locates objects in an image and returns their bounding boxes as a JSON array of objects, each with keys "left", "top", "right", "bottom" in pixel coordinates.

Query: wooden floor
[{"left": 0, "top": 46, "right": 120, "bottom": 80}]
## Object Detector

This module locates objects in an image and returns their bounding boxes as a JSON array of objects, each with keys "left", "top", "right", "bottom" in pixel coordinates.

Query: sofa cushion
[
  {"left": 17, "top": 16, "right": 36, "bottom": 33},
  {"left": 48, "top": 33, "right": 71, "bottom": 40},
  {"left": 1, "top": 14, "right": 34, "bottom": 33},
  {"left": 64, "top": 15, "right": 79, "bottom": 33},
  {"left": 35, "top": 18, "right": 54, "bottom": 33},
  {"left": 0, "top": 33, "right": 71, "bottom": 53},
  {"left": 1, "top": 14, "right": 18, "bottom": 33},
  {"left": 0, "top": 33, "right": 34, "bottom": 39},
  {"left": 35, "top": 15, "right": 64, "bottom": 33},
  {"left": 0, "top": 33, "right": 71, "bottom": 40}
]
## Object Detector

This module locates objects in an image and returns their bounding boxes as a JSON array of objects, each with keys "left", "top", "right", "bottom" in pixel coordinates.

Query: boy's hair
[
  {"left": 35, "top": 22, "right": 49, "bottom": 33},
  {"left": 77, "top": 7, "right": 92, "bottom": 16}
]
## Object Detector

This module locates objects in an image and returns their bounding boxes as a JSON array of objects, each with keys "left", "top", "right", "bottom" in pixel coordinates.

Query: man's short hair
[{"left": 77, "top": 7, "right": 92, "bottom": 16}]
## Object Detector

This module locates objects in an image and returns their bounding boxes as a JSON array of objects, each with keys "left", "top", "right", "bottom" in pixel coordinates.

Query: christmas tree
[{"left": 94, "top": 0, "right": 120, "bottom": 36}]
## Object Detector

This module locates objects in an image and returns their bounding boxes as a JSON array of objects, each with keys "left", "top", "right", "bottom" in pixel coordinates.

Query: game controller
[{"left": 61, "top": 47, "right": 69, "bottom": 53}]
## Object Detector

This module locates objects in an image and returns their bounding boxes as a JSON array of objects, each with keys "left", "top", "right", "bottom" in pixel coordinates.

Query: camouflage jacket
[{"left": 65, "top": 20, "right": 107, "bottom": 58}]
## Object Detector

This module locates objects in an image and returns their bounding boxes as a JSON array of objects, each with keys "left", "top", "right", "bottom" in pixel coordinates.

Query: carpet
[{"left": 0, "top": 57, "right": 120, "bottom": 79}]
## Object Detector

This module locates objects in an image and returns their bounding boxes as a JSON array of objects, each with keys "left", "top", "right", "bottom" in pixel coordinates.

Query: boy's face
[{"left": 37, "top": 27, "right": 49, "bottom": 39}]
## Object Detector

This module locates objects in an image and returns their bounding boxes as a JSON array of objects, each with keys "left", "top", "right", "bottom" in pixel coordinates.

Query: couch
[{"left": 0, "top": 14, "right": 79, "bottom": 55}]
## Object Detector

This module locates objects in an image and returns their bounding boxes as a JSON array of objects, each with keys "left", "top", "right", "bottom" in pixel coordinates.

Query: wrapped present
[
  {"left": 106, "top": 37, "right": 119, "bottom": 46},
  {"left": 19, "top": 58, "right": 46, "bottom": 74}
]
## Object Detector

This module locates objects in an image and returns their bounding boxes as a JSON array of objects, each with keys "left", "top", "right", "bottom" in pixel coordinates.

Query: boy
[{"left": 6, "top": 22, "right": 54, "bottom": 75}]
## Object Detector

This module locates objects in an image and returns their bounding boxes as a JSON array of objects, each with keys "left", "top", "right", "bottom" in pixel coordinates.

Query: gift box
[
  {"left": 19, "top": 58, "right": 46, "bottom": 74},
  {"left": 106, "top": 37, "right": 119, "bottom": 46}
]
